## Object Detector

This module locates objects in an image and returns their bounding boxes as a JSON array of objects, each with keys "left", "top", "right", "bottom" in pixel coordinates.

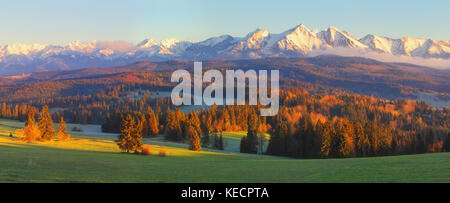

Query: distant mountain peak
[
  {"left": 0, "top": 23, "right": 449, "bottom": 75},
  {"left": 138, "top": 39, "right": 157, "bottom": 48}
]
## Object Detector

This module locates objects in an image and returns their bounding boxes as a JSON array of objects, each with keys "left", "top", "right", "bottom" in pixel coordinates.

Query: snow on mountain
[
  {"left": 359, "top": 35, "right": 450, "bottom": 58},
  {"left": 224, "top": 29, "right": 270, "bottom": 58},
  {"left": 267, "top": 24, "right": 328, "bottom": 55},
  {"left": 360, "top": 35, "right": 395, "bottom": 54},
  {"left": 3, "top": 43, "right": 48, "bottom": 55},
  {"left": 318, "top": 26, "right": 367, "bottom": 49},
  {"left": 137, "top": 39, "right": 157, "bottom": 48},
  {"left": 196, "top": 35, "right": 233, "bottom": 47},
  {"left": 0, "top": 24, "right": 449, "bottom": 75}
]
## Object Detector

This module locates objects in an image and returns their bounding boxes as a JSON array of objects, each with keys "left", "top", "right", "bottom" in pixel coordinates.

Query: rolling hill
[{"left": 0, "top": 56, "right": 448, "bottom": 106}]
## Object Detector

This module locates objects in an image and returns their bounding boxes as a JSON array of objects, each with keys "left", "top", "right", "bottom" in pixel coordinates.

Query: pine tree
[
  {"left": 444, "top": 132, "right": 450, "bottom": 152},
  {"left": 354, "top": 122, "right": 369, "bottom": 157},
  {"left": 131, "top": 115, "right": 144, "bottom": 153},
  {"left": 415, "top": 133, "right": 426, "bottom": 153},
  {"left": 187, "top": 125, "right": 201, "bottom": 151},
  {"left": 320, "top": 121, "right": 334, "bottom": 158},
  {"left": 240, "top": 136, "right": 247, "bottom": 153},
  {"left": 165, "top": 108, "right": 184, "bottom": 141},
  {"left": 23, "top": 106, "right": 40, "bottom": 141},
  {"left": 267, "top": 107, "right": 289, "bottom": 156},
  {"left": 213, "top": 133, "right": 221, "bottom": 149},
  {"left": 241, "top": 108, "right": 259, "bottom": 154},
  {"left": 56, "top": 117, "right": 70, "bottom": 140},
  {"left": 147, "top": 108, "right": 159, "bottom": 137},
  {"left": 134, "top": 113, "right": 145, "bottom": 138},
  {"left": 201, "top": 109, "right": 212, "bottom": 147},
  {"left": 425, "top": 128, "right": 434, "bottom": 152},
  {"left": 218, "top": 134, "right": 224, "bottom": 150},
  {"left": 116, "top": 114, "right": 143, "bottom": 153},
  {"left": 186, "top": 112, "right": 201, "bottom": 137},
  {"left": 25, "top": 107, "right": 35, "bottom": 127},
  {"left": 38, "top": 105, "right": 54, "bottom": 141}
]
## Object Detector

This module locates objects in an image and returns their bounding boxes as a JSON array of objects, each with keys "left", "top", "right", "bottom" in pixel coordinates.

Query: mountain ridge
[{"left": 1, "top": 24, "right": 449, "bottom": 75}]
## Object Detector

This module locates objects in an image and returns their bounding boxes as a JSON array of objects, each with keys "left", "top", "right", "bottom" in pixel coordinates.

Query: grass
[{"left": 0, "top": 119, "right": 449, "bottom": 183}]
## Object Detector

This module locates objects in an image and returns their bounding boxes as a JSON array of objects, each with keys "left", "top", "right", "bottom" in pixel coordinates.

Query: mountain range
[{"left": 1, "top": 24, "right": 449, "bottom": 75}]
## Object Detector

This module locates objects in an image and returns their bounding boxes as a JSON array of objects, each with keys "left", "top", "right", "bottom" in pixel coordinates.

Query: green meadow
[{"left": 0, "top": 119, "right": 448, "bottom": 183}]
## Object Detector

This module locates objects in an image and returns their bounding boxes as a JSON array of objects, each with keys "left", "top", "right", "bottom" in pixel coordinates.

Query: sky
[{"left": 0, "top": 0, "right": 449, "bottom": 45}]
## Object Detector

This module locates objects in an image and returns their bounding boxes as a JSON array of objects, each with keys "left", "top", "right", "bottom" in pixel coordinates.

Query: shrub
[
  {"left": 23, "top": 124, "right": 41, "bottom": 142},
  {"left": 142, "top": 145, "right": 152, "bottom": 155},
  {"left": 159, "top": 148, "right": 167, "bottom": 157},
  {"left": 57, "top": 131, "right": 71, "bottom": 141},
  {"left": 71, "top": 126, "right": 83, "bottom": 132}
]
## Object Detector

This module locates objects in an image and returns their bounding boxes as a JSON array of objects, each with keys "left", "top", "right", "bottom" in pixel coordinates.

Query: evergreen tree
[
  {"left": 38, "top": 105, "right": 54, "bottom": 141},
  {"left": 187, "top": 125, "right": 201, "bottom": 151},
  {"left": 116, "top": 114, "right": 143, "bottom": 153},
  {"left": 164, "top": 108, "right": 184, "bottom": 141},
  {"left": 267, "top": 107, "right": 289, "bottom": 156},
  {"left": 415, "top": 133, "right": 426, "bottom": 153},
  {"left": 240, "top": 136, "right": 247, "bottom": 153},
  {"left": 56, "top": 117, "right": 70, "bottom": 140},
  {"left": 23, "top": 106, "right": 40, "bottom": 141},
  {"left": 25, "top": 107, "right": 35, "bottom": 127},
  {"left": 354, "top": 122, "right": 369, "bottom": 157},
  {"left": 218, "top": 134, "right": 224, "bottom": 150},
  {"left": 201, "top": 109, "right": 213, "bottom": 147},
  {"left": 425, "top": 128, "right": 435, "bottom": 152},
  {"left": 444, "top": 132, "right": 450, "bottom": 152},
  {"left": 186, "top": 111, "right": 201, "bottom": 137},
  {"left": 147, "top": 108, "right": 159, "bottom": 137},
  {"left": 132, "top": 113, "right": 145, "bottom": 138},
  {"left": 320, "top": 121, "right": 334, "bottom": 158},
  {"left": 240, "top": 108, "right": 259, "bottom": 154}
]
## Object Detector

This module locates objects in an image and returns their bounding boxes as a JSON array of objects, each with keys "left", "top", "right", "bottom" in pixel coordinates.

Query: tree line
[
  {"left": 3, "top": 85, "right": 449, "bottom": 157},
  {"left": 112, "top": 88, "right": 450, "bottom": 157}
]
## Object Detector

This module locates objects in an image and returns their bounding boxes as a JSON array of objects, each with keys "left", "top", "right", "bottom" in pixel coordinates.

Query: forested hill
[{"left": 0, "top": 55, "right": 448, "bottom": 105}]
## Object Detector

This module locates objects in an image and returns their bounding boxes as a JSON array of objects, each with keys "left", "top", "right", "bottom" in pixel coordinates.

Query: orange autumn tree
[
  {"left": 38, "top": 105, "right": 54, "bottom": 141},
  {"left": 57, "top": 117, "right": 70, "bottom": 140},
  {"left": 23, "top": 106, "right": 41, "bottom": 141},
  {"left": 116, "top": 114, "right": 143, "bottom": 153}
]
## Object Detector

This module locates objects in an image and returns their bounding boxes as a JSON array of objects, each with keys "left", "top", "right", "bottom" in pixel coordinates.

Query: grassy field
[{"left": 0, "top": 119, "right": 449, "bottom": 183}]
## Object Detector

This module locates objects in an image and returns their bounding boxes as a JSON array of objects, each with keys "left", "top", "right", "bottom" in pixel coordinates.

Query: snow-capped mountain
[{"left": 0, "top": 24, "right": 449, "bottom": 75}]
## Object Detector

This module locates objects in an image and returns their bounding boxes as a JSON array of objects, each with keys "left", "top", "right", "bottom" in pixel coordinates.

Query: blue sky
[{"left": 0, "top": 0, "right": 448, "bottom": 45}]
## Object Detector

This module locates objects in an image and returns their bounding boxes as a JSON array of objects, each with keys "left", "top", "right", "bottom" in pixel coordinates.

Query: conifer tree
[
  {"left": 443, "top": 132, "right": 450, "bottom": 152},
  {"left": 425, "top": 129, "right": 435, "bottom": 152},
  {"left": 267, "top": 107, "right": 289, "bottom": 156},
  {"left": 38, "top": 105, "right": 54, "bottom": 141},
  {"left": 164, "top": 108, "right": 183, "bottom": 141},
  {"left": 187, "top": 125, "right": 201, "bottom": 151},
  {"left": 116, "top": 114, "right": 143, "bottom": 153},
  {"left": 415, "top": 133, "right": 426, "bottom": 153},
  {"left": 218, "top": 134, "right": 224, "bottom": 150},
  {"left": 320, "top": 120, "right": 334, "bottom": 157},
  {"left": 56, "top": 117, "right": 70, "bottom": 140},
  {"left": 186, "top": 111, "right": 201, "bottom": 137},
  {"left": 241, "top": 108, "right": 259, "bottom": 154},
  {"left": 201, "top": 109, "right": 213, "bottom": 147},
  {"left": 185, "top": 112, "right": 202, "bottom": 151},
  {"left": 136, "top": 112, "right": 148, "bottom": 137},
  {"left": 23, "top": 106, "right": 41, "bottom": 141},
  {"left": 147, "top": 108, "right": 159, "bottom": 137},
  {"left": 25, "top": 107, "right": 35, "bottom": 127}
]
